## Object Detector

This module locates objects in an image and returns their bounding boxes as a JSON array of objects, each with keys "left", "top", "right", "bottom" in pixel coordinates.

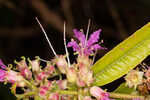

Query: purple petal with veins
[
  {"left": 67, "top": 41, "right": 80, "bottom": 52},
  {"left": 90, "top": 44, "right": 106, "bottom": 51},
  {"left": 87, "top": 29, "right": 101, "bottom": 48},
  {"left": 0, "top": 59, "right": 6, "bottom": 69},
  {"left": 0, "top": 69, "right": 6, "bottom": 82},
  {"left": 73, "top": 29, "right": 85, "bottom": 46},
  {"left": 68, "top": 28, "right": 105, "bottom": 56}
]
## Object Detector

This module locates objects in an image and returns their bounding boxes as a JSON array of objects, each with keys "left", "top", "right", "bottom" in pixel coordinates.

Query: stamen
[
  {"left": 35, "top": 17, "right": 58, "bottom": 58},
  {"left": 35, "top": 56, "right": 50, "bottom": 63},
  {"left": 92, "top": 50, "right": 97, "bottom": 65},
  {"left": 84, "top": 19, "right": 91, "bottom": 48},
  {"left": 63, "top": 22, "right": 71, "bottom": 67},
  {"left": 39, "top": 58, "right": 50, "bottom": 63}
]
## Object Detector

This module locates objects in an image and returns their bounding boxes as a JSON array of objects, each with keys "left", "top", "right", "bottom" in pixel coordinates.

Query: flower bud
[
  {"left": 85, "top": 71, "right": 94, "bottom": 86},
  {"left": 20, "top": 68, "right": 32, "bottom": 79},
  {"left": 90, "top": 86, "right": 110, "bottom": 100},
  {"left": 77, "top": 55, "right": 91, "bottom": 68},
  {"left": 18, "top": 81, "right": 26, "bottom": 87},
  {"left": 78, "top": 65, "right": 94, "bottom": 86},
  {"left": 55, "top": 55, "right": 67, "bottom": 74},
  {"left": 39, "top": 86, "right": 49, "bottom": 98},
  {"left": 66, "top": 67, "right": 77, "bottom": 83},
  {"left": 30, "top": 60, "right": 40, "bottom": 72},
  {"left": 145, "top": 68, "right": 150, "bottom": 78},
  {"left": 6, "top": 70, "right": 26, "bottom": 87},
  {"left": 56, "top": 80, "right": 67, "bottom": 89},
  {"left": 125, "top": 70, "right": 143, "bottom": 89},
  {"left": 77, "top": 78, "right": 86, "bottom": 87},
  {"left": 15, "top": 59, "right": 32, "bottom": 79},
  {"left": 45, "top": 80, "right": 52, "bottom": 87},
  {"left": 48, "top": 93, "right": 59, "bottom": 100},
  {"left": 36, "top": 72, "right": 47, "bottom": 81},
  {"left": 16, "top": 59, "right": 28, "bottom": 71},
  {"left": 44, "top": 64, "right": 55, "bottom": 75}
]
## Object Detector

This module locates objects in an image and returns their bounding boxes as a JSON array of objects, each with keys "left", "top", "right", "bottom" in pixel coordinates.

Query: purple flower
[
  {"left": 0, "top": 69, "right": 6, "bottom": 82},
  {"left": 74, "top": 29, "right": 86, "bottom": 46},
  {"left": 0, "top": 60, "right": 7, "bottom": 82},
  {"left": 67, "top": 29, "right": 105, "bottom": 56},
  {"left": 0, "top": 59, "right": 6, "bottom": 69},
  {"left": 90, "top": 86, "right": 113, "bottom": 100}
]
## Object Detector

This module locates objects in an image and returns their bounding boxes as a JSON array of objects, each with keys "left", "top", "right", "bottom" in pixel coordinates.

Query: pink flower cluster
[{"left": 0, "top": 29, "right": 112, "bottom": 100}]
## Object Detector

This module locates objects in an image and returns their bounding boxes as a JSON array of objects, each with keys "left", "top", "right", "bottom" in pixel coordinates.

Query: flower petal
[
  {"left": 0, "top": 69, "right": 6, "bottom": 82},
  {"left": 0, "top": 59, "right": 6, "bottom": 69},
  {"left": 67, "top": 40, "right": 80, "bottom": 52},
  {"left": 90, "top": 44, "right": 106, "bottom": 51},
  {"left": 73, "top": 29, "right": 86, "bottom": 46},
  {"left": 87, "top": 29, "right": 101, "bottom": 47},
  {"left": 90, "top": 86, "right": 111, "bottom": 100}
]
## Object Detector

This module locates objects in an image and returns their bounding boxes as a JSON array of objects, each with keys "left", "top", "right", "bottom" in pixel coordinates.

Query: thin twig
[{"left": 36, "top": 17, "right": 58, "bottom": 58}]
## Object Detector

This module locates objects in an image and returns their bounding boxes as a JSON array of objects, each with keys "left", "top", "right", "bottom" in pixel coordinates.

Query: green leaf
[
  {"left": 114, "top": 83, "right": 135, "bottom": 94},
  {"left": 112, "top": 83, "right": 138, "bottom": 100},
  {"left": 92, "top": 23, "right": 150, "bottom": 86}
]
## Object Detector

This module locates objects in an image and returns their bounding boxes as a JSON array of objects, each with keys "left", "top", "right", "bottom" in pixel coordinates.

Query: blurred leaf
[{"left": 92, "top": 22, "right": 150, "bottom": 86}]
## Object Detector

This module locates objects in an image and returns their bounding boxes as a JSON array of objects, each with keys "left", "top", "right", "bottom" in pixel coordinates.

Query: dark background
[{"left": 0, "top": 0, "right": 150, "bottom": 99}]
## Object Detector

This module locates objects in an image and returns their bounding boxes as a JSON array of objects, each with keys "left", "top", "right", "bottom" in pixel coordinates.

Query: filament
[{"left": 35, "top": 17, "right": 58, "bottom": 58}]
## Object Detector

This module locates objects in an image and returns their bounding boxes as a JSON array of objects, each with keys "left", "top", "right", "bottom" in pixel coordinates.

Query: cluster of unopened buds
[
  {"left": 0, "top": 21, "right": 114, "bottom": 100},
  {"left": 125, "top": 63, "right": 150, "bottom": 99}
]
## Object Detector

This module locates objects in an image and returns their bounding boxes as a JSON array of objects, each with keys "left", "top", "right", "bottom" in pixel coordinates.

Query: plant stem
[
  {"left": 109, "top": 92, "right": 145, "bottom": 100},
  {"left": 34, "top": 95, "right": 44, "bottom": 100},
  {"left": 23, "top": 79, "right": 37, "bottom": 90},
  {"left": 57, "top": 90, "right": 78, "bottom": 95},
  {"left": 15, "top": 92, "right": 36, "bottom": 99}
]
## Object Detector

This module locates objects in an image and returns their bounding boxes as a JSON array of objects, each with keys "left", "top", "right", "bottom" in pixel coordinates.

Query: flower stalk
[{"left": 109, "top": 92, "right": 145, "bottom": 100}]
